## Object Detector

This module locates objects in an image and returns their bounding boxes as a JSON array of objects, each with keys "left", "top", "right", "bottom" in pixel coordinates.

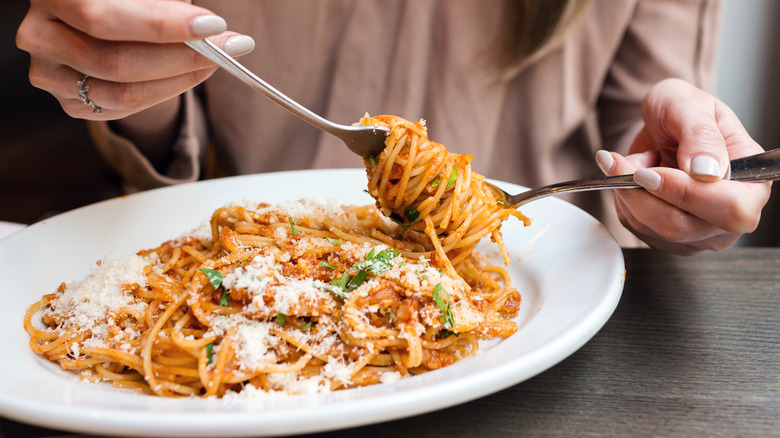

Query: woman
[{"left": 15, "top": 0, "right": 771, "bottom": 254}]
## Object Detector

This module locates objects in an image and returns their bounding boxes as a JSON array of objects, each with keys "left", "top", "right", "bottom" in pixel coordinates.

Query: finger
[
  {"left": 27, "top": 17, "right": 252, "bottom": 83},
  {"left": 35, "top": 0, "right": 227, "bottom": 42},
  {"left": 714, "top": 100, "right": 766, "bottom": 161},
  {"left": 595, "top": 148, "right": 659, "bottom": 176},
  {"left": 608, "top": 151, "right": 769, "bottom": 236},
  {"left": 59, "top": 69, "right": 219, "bottom": 120},
  {"left": 614, "top": 176, "right": 724, "bottom": 243},
  {"left": 34, "top": 59, "right": 217, "bottom": 120},
  {"left": 598, "top": 151, "right": 723, "bottom": 244},
  {"left": 633, "top": 166, "right": 770, "bottom": 234},
  {"left": 641, "top": 78, "right": 729, "bottom": 182},
  {"left": 614, "top": 193, "right": 740, "bottom": 254},
  {"left": 86, "top": 68, "right": 218, "bottom": 119}
]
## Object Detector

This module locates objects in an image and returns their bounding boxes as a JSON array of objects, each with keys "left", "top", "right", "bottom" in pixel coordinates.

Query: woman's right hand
[{"left": 16, "top": 0, "right": 255, "bottom": 121}]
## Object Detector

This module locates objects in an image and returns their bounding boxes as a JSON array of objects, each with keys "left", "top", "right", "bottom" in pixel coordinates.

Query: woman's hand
[
  {"left": 596, "top": 78, "right": 772, "bottom": 255},
  {"left": 16, "top": 0, "right": 255, "bottom": 121}
]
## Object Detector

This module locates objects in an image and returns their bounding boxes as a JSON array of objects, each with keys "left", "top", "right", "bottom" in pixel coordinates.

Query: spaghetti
[
  {"left": 361, "top": 114, "right": 530, "bottom": 274},
  {"left": 26, "top": 200, "right": 523, "bottom": 397},
  {"left": 25, "top": 115, "right": 530, "bottom": 398}
]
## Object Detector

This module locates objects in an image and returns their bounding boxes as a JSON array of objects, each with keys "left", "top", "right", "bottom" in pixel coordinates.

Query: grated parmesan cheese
[
  {"left": 47, "top": 255, "right": 150, "bottom": 338},
  {"left": 379, "top": 371, "right": 402, "bottom": 384},
  {"left": 233, "top": 320, "right": 279, "bottom": 370},
  {"left": 31, "top": 199, "right": 516, "bottom": 397},
  {"left": 189, "top": 217, "right": 213, "bottom": 242},
  {"left": 266, "top": 371, "right": 330, "bottom": 394},
  {"left": 221, "top": 253, "right": 334, "bottom": 315}
]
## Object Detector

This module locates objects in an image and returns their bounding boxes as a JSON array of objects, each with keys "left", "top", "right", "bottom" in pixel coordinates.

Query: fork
[
  {"left": 488, "top": 148, "right": 780, "bottom": 208},
  {"left": 185, "top": 39, "right": 388, "bottom": 158},
  {"left": 186, "top": 40, "right": 779, "bottom": 210}
]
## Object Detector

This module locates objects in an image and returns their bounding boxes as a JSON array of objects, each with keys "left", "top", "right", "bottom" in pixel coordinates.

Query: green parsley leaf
[
  {"left": 330, "top": 273, "right": 350, "bottom": 289},
  {"left": 199, "top": 268, "right": 224, "bottom": 290},
  {"left": 205, "top": 343, "right": 214, "bottom": 364},
  {"left": 301, "top": 322, "right": 315, "bottom": 331},
  {"left": 405, "top": 208, "right": 420, "bottom": 224},
  {"left": 347, "top": 270, "right": 368, "bottom": 290},
  {"left": 393, "top": 218, "right": 409, "bottom": 228},
  {"left": 432, "top": 283, "right": 455, "bottom": 330},
  {"left": 352, "top": 248, "right": 399, "bottom": 275},
  {"left": 373, "top": 248, "right": 397, "bottom": 260},
  {"left": 219, "top": 291, "right": 229, "bottom": 306},
  {"left": 446, "top": 167, "right": 458, "bottom": 189},
  {"left": 288, "top": 217, "right": 300, "bottom": 235},
  {"left": 276, "top": 313, "right": 286, "bottom": 326},
  {"left": 326, "top": 237, "right": 344, "bottom": 245},
  {"left": 430, "top": 176, "right": 440, "bottom": 187},
  {"left": 315, "top": 273, "right": 351, "bottom": 298},
  {"left": 320, "top": 261, "right": 336, "bottom": 269},
  {"left": 317, "top": 247, "right": 402, "bottom": 297},
  {"left": 374, "top": 248, "right": 399, "bottom": 271},
  {"left": 369, "top": 156, "right": 377, "bottom": 167}
]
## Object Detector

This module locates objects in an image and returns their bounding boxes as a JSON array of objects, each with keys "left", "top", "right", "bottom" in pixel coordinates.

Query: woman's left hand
[{"left": 596, "top": 78, "right": 772, "bottom": 255}]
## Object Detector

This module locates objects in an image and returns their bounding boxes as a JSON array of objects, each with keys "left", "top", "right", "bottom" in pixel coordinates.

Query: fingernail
[
  {"left": 223, "top": 35, "right": 255, "bottom": 57},
  {"left": 634, "top": 168, "right": 662, "bottom": 192},
  {"left": 595, "top": 150, "right": 614, "bottom": 175},
  {"left": 691, "top": 155, "right": 721, "bottom": 177},
  {"left": 190, "top": 15, "right": 227, "bottom": 37}
]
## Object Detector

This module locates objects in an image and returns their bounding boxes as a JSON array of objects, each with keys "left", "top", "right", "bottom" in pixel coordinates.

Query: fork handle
[
  {"left": 729, "top": 147, "right": 780, "bottom": 181},
  {"left": 508, "top": 148, "right": 780, "bottom": 207},
  {"left": 512, "top": 174, "right": 638, "bottom": 206},
  {"left": 185, "top": 39, "right": 344, "bottom": 136}
]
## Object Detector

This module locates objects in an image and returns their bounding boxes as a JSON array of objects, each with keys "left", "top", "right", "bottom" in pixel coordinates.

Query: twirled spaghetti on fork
[{"left": 361, "top": 114, "right": 530, "bottom": 275}]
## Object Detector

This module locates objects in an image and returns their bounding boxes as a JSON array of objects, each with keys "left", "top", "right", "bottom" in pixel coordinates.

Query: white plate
[{"left": 0, "top": 169, "right": 624, "bottom": 437}]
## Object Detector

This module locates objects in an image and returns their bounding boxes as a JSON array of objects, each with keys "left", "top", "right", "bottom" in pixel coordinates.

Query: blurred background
[
  {"left": 716, "top": 0, "right": 780, "bottom": 245},
  {"left": 1, "top": 0, "right": 778, "bottom": 245},
  {"left": 1, "top": 2, "right": 123, "bottom": 225}
]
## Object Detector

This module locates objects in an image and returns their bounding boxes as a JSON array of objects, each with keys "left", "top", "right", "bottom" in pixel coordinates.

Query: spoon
[
  {"left": 488, "top": 148, "right": 780, "bottom": 208},
  {"left": 185, "top": 39, "right": 388, "bottom": 158}
]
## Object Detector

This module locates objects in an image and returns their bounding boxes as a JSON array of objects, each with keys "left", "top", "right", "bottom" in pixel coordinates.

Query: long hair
[{"left": 494, "top": 0, "right": 591, "bottom": 77}]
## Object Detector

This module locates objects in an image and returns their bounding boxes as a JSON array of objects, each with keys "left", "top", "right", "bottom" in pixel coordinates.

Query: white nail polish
[
  {"left": 691, "top": 155, "right": 721, "bottom": 177},
  {"left": 634, "top": 169, "right": 662, "bottom": 192},
  {"left": 190, "top": 15, "right": 227, "bottom": 37},
  {"left": 224, "top": 35, "right": 256, "bottom": 57},
  {"left": 595, "top": 150, "right": 614, "bottom": 175}
]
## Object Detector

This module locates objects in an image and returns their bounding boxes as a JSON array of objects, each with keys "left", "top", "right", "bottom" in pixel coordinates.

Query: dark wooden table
[{"left": 3, "top": 247, "right": 779, "bottom": 437}]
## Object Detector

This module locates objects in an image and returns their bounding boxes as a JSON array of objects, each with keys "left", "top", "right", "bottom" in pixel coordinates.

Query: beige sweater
[{"left": 90, "top": 0, "right": 722, "bottom": 246}]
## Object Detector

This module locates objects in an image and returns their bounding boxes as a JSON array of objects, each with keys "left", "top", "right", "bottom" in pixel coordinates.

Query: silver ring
[{"left": 77, "top": 74, "right": 103, "bottom": 115}]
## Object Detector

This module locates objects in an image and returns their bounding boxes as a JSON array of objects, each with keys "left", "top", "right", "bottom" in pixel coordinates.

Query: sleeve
[
  {"left": 597, "top": 0, "right": 723, "bottom": 154},
  {"left": 87, "top": 89, "right": 209, "bottom": 191}
]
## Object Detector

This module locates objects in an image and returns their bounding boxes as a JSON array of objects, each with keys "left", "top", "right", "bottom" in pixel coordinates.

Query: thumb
[
  {"left": 641, "top": 78, "right": 729, "bottom": 182},
  {"left": 38, "top": 0, "right": 227, "bottom": 42}
]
